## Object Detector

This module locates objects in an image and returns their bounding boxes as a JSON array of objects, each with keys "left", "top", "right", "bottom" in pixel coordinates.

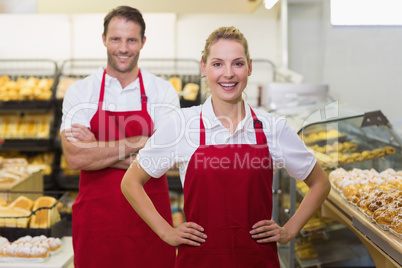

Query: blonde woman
[{"left": 122, "top": 26, "right": 330, "bottom": 267}]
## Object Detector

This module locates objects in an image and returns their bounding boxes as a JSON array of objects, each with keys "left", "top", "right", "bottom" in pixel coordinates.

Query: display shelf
[
  {"left": 0, "top": 100, "right": 54, "bottom": 111},
  {"left": 296, "top": 227, "right": 372, "bottom": 268},
  {"left": 275, "top": 109, "right": 402, "bottom": 268},
  {"left": 322, "top": 188, "right": 402, "bottom": 268},
  {"left": 0, "top": 59, "right": 61, "bottom": 190},
  {"left": 0, "top": 139, "right": 54, "bottom": 152}
]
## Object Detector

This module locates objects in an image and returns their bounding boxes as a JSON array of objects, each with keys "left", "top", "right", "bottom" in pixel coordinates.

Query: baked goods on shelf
[
  {"left": 389, "top": 215, "right": 402, "bottom": 234},
  {"left": 0, "top": 113, "right": 53, "bottom": 139},
  {"left": 0, "top": 158, "right": 30, "bottom": 184},
  {"left": 0, "top": 207, "right": 31, "bottom": 228},
  {"left": 295, "top": 242, "right": 318, "bottom": 260},
  {"left": 168, "top": 77, "right": 183, "bottom": 95},
  {"left": 182, "top": 83, "right": 199, "bottom": 101},
  {"left": 312, "top": 145, "right": 396, "bottom": 168},
  {"left": 301, "top": 129, "right": 345, "bottom": 145},
  {"left": 55, "top": 77, "right": 79, "bottom": 99},
  {"left": 0, "top": 193, "right": 62, "bottom": 229},
  {"left": 8, "top": 196, "right": 34, "bottom": 211},
  {"left": 329, "top": 167, "right": 402, "bottom": 237},
  {"left": 0, "top": 152, "right": 54, "bottom": 176},
  {"left": 0, "top": 75, "right": 53, "bottom": 101},
  {"left": 30, "top": 196, "right": 60, "bottom": 229}
]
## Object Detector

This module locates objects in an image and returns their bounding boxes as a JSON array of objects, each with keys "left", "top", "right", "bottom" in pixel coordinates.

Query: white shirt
[
  {"left": 60, "top": 67, "right": 180, "bottom": 133},
  {"left": 137, "top": 96, "right": 317, "bottom": 185}
]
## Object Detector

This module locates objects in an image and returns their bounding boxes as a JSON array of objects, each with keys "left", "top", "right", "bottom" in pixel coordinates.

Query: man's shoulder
[{"left": 140, "top": 68, "right": 171, "bottom": 86}]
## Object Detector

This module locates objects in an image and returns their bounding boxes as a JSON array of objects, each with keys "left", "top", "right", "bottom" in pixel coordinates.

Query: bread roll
[
  {"left": 182, "top": 83, "right": 199, "bottom": 101},
  {"left": 8, "top": 196, "right": 34, "bottom": 211},
  {"left": 168, "top": 77, "right": 182, "bottom": 94},
  {"left": 0, "top": 207, "right": 31, "bottom": 228},
  {"left": 30, "top": 196, "right": 61, "bottom": 229}
]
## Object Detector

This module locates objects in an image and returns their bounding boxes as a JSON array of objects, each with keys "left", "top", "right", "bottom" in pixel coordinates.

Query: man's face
[{"left": 102, "top": 17, "right": 146, "bottom": 75}]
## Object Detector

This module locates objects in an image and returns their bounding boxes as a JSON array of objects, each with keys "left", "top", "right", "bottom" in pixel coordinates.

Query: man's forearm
[
  {"left": 62, "top": 135, "right": 148, "bottom": 171},
  {"left": 110, "top": 156, "right": 135, "bottom": 170}
]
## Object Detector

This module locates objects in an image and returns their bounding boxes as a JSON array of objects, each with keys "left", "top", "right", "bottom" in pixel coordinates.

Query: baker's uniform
[
  {"left": 60, "top": 67, "right": 179, "bottom": 268},
  {"left": 137, "top": 96, "right": 316, "bottom": 268}
]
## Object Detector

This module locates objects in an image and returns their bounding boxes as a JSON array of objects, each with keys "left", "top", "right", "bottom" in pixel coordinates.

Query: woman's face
[{"left": 201, "top": 39, "right": 252, "bottom": 105}]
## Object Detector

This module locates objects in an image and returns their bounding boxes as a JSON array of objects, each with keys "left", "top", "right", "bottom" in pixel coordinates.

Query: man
[{"left": 60, "top": 6, "right": 178, "bottom": 268}]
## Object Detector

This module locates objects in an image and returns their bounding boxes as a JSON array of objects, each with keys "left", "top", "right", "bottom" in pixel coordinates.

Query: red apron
[
  {"left": 72, "top": 69, "right": 176, "bottom": 268},
  {"left": 176, "top": 108, "right": 280, "bottom": 268}
]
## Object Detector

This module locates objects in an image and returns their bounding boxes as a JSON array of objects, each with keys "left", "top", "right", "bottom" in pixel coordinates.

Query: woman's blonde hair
[{"left": 201, "top": 26, "right": 250, "bottom": 65}]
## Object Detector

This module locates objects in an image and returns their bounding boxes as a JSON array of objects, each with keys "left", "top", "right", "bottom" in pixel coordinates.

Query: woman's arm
[
  {"left": 250, "top": 162, "right": 330, "bottom": 244},
  {"left": 281, "top": 162, "right": 330, "bottom": 239},
  {"left": 121, "top": 160, "right": 207, "bottom": 246}
]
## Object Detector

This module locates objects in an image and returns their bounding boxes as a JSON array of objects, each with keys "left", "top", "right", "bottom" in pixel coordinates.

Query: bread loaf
[
  {"left": 30, "top": 196, "right": 60, "bottom": 229},
  {"left": 0, "top": 207, "right": 31, "bottom": 228},
  {"left": 8, "top": 196, "right": 34, "bottom": 211}
]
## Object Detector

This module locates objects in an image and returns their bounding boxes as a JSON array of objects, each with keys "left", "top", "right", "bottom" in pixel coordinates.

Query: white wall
[
  {"left": 288, "top": 1, "right": 402, "bottom": 134},
  {"left": 0, "top": 8, "right": 279, "bottom": 106},
  {"left": 0, "top": 14, "right": 71, "bottom": 60}
]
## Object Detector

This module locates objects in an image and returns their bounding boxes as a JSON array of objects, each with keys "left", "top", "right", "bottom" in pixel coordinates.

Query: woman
[{"left": 121, "top": 26, "right": 330, "bottom": 267}]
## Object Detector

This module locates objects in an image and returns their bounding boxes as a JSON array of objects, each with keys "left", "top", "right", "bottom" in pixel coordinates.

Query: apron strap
[
  {"left": 199, "top": 111, "right": 206, "bottom": 146},
  {"left": 199, "top": 106, "right": 267, "bottom": 146},
  {"left": 250, "top": 106, "right": 267, "bottom": 145},
  {"left": 138, "top": 70, "right": 148, "bottom": 112},
  {"left": 98, "top": 69, "right": 107, "bottom": 108}
]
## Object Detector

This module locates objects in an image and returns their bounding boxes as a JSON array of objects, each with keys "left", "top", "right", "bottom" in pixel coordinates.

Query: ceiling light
[{"left": 264, "top": 0, "right": 279, "bottom": 9}]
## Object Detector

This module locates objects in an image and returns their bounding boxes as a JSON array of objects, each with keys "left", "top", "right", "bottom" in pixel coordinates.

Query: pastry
[
  {"left": 0, "top": 207, "right": 31, "bottom": 228},
  {"left": 182, "top": 83, "right": 199, "bottom": 101},
  {"left": 30, "top": 196, "right": 61, "bottom": 229},
  {"left": 383, "top": 146, "right": 396, "bottom": 155},
  {"left": 295, "top": 242, "right": 318, "bottom": 260},
  {"left": 390, "top": 215, "right": 402, "bottom": 233},
  {"left": 8, "top": 196, "right": 34, "bottom": 211},
  {"left": 375, "top": 208, "right": 399, "bottom": 226},
  {"left": 168, "top": 77, "right": 183, "bottom": 94},
  {"left": 372, "top": 148, "right": 385, "bottom": 158}
]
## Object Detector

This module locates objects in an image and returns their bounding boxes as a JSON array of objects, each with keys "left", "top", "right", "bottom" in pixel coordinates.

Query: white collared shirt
[
  {"left": 60, "top": 66, "right": 180, "bottom": 133},
  {"left": 137, "top": 96, "right": 316, "bottom": 185}
]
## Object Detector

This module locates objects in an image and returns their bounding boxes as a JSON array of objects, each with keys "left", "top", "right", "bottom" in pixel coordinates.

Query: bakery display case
[
  {"left": 275, "top": 110, "right": 402, "bottom": 268},
  {"left": 0, "top": 59, "right": 61, "bottom": 190}
]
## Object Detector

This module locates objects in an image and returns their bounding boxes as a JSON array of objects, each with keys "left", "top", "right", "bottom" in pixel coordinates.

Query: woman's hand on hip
[
  {"left": 163, "top": 222, "right": 207, "bottom": 247},
  {"left": 250, "top": 220, "right": 291, "bottom": 244}
]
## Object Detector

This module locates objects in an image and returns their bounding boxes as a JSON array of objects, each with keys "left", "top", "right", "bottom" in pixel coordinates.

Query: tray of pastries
[
  {"left": 0, "top": 234, "right": 62, "bottom": 263},
  {"left": 329, "top": 168, "right": 402, "bottom": 239}
]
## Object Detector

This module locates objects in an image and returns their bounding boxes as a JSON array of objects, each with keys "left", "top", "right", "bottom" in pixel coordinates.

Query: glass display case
[{"left": 275, "top": 110, "right": 402, "bottom": 268}]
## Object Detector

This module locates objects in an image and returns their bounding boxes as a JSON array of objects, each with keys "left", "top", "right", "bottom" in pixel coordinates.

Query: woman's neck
[{"left": 211, "top": 97, "right": 245, "bottom": 134}]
